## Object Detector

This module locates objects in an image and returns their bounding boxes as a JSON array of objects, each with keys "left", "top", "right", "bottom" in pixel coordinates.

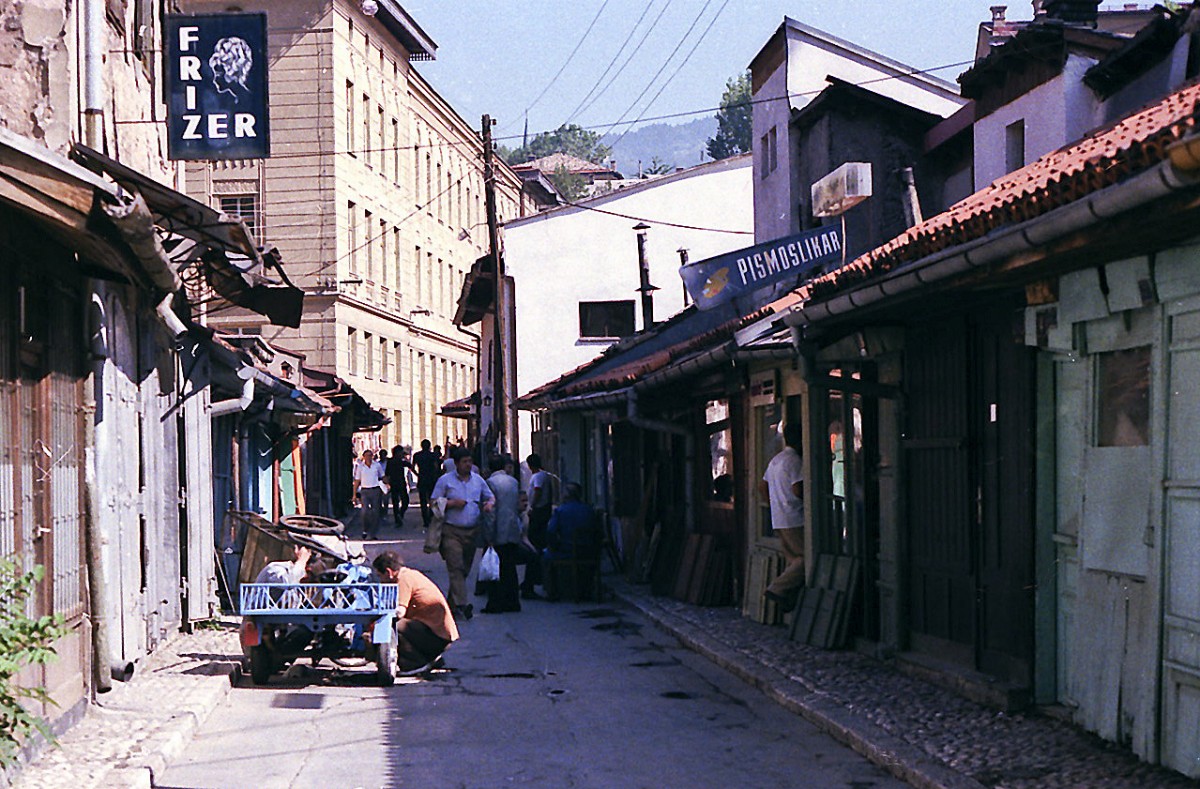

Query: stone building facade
[{"left": 180, "top": 0, "right": 527, "bottom": 451}]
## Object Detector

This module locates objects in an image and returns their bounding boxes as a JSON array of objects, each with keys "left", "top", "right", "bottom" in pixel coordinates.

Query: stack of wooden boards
[
  {"left": 789, "top": 554, "right": 860, "bottom": 648},
  {"left": 671, "top": 533, "right": 732, "bottom": 606}
]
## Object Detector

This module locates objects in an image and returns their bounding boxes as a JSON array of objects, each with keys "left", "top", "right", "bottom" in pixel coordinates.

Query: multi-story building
[{"left": 180, "top": 0, "right": 527, "bottom": 451}]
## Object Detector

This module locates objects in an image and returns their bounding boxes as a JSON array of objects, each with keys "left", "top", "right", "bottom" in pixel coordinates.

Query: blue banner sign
[
  {"left": 679, "top": 225, "right": 844, "bottom": 311},
  {"left": 165, "top": 13, "right": 270, "bottom": 160}
]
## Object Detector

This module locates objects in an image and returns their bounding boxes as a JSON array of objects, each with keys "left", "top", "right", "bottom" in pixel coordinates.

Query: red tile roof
[{"left": 805, "top": 78, "right": 1200, "bottom": 302}]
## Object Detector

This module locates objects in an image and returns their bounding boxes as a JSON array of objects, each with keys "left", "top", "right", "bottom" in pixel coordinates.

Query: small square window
[{"left": 579, "top": 300, "right": 635, "bottom": 339}]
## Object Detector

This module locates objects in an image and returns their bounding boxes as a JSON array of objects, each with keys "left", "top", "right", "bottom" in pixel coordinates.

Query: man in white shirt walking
[
  {"left": 759, "top": 422, "right": 805, "bottom": 611},
  {"left": 353, "top": 449, "right": 386, "bottom": 540},
  {"left": 431, "top": 447, "right": 495, "bottom": 619}
]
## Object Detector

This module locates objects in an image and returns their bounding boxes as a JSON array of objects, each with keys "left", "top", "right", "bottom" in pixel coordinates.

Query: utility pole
[
  {"left": 677, "top": 248, "right": 691, "bottom": 307},
  {"left": 482, "top": 114, "right": 506, "bottom": 454},
  {"left": 634, "top": 223, "right": 658, "bottom": 330}
]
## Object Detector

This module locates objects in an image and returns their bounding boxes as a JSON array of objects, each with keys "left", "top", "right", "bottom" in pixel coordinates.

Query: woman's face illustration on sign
[{"left": 209, "top": 37, "right": 253, "bottom": 102}]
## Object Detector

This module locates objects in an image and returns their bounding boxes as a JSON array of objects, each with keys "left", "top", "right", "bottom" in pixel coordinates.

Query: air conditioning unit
[{"left": 811, "top": 162, "right": 872, "bottom": 218}]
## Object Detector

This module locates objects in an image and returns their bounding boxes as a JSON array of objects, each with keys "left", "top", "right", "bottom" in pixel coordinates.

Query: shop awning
[
  {"left": 439, "top": 391, "right": 479, "bottom": 419},
  {"left": 301, "top": 366, "right": 389, "bottom": 433},
  {"left": 71, "top": 145, "right": 304, "bottom": 328}
]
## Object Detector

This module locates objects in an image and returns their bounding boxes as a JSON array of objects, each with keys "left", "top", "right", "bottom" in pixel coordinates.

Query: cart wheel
[
  {"left": 249, "top": 646, "right": 272, "bottom": 686},
  {"left": 279, "top": 514, "right": 345, "bottom": 536},
  {"left": 377, "top": 628, "right": 397, "bottom": 687}
]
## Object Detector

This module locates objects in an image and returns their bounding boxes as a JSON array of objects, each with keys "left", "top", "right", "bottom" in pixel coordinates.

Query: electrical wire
[
  {"left": 604, "top": 0, "right": 733, "bottom": 152},
  {"left": 513, "top": 0, "right": 612, "bottom": 125},
  {"left": 561, "top": 0, "right": 660, "bottom": 127},
  {"left": 560, "top": 199, "right": 752, "bottom": 235},
  {"left": 597, "top": 0, "right": 716, "bottom": 144}
]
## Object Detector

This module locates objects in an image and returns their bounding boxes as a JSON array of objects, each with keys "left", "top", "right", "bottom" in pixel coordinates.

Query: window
[
  {"left": 219, "top": 194, "right": 259, "bottom": 239},
  {"left": 392, "top": 118, "right": 400, "bottom": 182},
  {"left": 760, "top": 126, "right": 778, "bottom": 178},
  {"left": 347, "top": 201, "right": 358, "bottom": 276},
  {"left": 1097, "top": 346, "right": 1150, "bottom": 447},
  {"left": 1005, "top": 119, "right": 1026, "bottom": 174},
  {"left": 362, "top": 94, "right": 372, "bottom": 167},
  {"left": 363, "top": 209, "right": 374, "bottom": 282},
  {"left": 377, "top": 105, "right": 385, "bottom": 171},
  {"left": 378, "top": 217, "right": 387, "bottom": 289},
  {"left": 579, "top": 300, "right": 635, "bottom": 339},
  {"left": 364, "top": 332, "right": 374, "bottom": 378},
  {"left": 347, "top": 327, "right": 358, "bottom": 375},
  {"left": 425, "top": 153, "right": 432, "bottom": 210},
  {"left": 394, "top": 228, "right": 403, "bottom": 295},
  {"left": 346, "top": 81, "right": 355, "bottom": 154},
  {"left": 379, "top": 336, "right": 388, "bottom": 382},
  {"left": 706, "top": 400, "right": 734, "bottom": 504},
  {"left": 394, "top": 342, "right": 402, "bottom": 386},
  {"left": 436, "top": 162, "right": 443, "bottom": 222}
]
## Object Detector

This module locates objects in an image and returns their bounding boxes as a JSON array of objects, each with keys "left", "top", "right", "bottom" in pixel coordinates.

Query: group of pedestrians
[{"left": 314, "top": 443, "right": 596, "bottom": 675}]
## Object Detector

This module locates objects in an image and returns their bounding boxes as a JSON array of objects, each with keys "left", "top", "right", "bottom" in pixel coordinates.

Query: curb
[
  {"left": 614, "top": 588, "right": 987, "bottom": 789},
  {"left": 145, "top": 661, "right": 242, "bottom": 787}
]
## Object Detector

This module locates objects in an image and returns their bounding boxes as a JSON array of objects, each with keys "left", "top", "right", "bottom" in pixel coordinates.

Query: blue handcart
[{"left": 239, "top": 582, "right": 400, "bottom": 686}]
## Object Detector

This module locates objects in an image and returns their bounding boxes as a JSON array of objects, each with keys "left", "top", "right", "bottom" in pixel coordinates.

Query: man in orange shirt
[{"left": 372, "top": 551, "right": 459, "bottom": 675}]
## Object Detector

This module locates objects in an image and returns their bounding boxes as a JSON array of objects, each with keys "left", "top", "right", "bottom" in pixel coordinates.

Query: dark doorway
[{"left": 903, "top": 307, "right": 1035, "bottom": 684}]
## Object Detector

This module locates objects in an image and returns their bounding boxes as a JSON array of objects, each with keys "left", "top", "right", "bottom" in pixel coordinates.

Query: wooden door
[
  {"left": 904, "top": 320, "right": 976, "bottom": 664},
  {"left": 973, "top": 309, "right": 1035, "bottom": 684}
]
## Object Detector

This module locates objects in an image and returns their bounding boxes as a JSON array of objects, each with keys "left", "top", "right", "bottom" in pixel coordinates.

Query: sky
[{"left": 398, "top": 0, "right": 1028, "bottom": 146}]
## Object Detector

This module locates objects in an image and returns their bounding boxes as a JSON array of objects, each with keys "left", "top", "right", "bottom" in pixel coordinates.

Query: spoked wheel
[
  {"left": 377, "top": 626, "right": 398, "bottom": 687},
  {"left": 279, "top": 514, "right": 345, "bottom": 536},
  {"left": 249, "top": 645, "right": 273, "bottom": 686}
]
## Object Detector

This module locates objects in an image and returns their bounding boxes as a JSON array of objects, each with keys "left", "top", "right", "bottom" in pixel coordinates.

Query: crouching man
[{"left": 372, "top": 550, "right": 459, "bottom": 675}]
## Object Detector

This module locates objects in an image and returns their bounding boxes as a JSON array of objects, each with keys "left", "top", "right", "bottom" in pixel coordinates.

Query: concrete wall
[
  {"left": 750, "top": 20, "right": 964, "bottom": 243},
  {"left": 506, "top": 155, "right": 754, "bottom": 452}
]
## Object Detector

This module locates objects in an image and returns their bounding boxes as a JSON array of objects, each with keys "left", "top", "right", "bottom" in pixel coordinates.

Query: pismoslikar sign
[
  {"left": 679, "top": 225, "right": 843, "bottom": 311},
  {"left": 165, "top": 13, "right": 270, "bottom": 160}
]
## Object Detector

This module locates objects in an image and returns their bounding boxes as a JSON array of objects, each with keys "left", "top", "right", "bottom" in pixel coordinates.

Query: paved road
[{"left": 159, "top": 519, "right": 907, "bottom": 789}]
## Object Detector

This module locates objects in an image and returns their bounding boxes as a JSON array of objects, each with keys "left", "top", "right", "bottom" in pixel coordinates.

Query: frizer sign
[{"left": 165, "top": 13, "right": 270, "bottom": 160}]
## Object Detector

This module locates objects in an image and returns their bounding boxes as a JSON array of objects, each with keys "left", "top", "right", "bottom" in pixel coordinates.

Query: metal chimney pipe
[{"left": 634, "top": 223, "right": 657, "bottom": 330}]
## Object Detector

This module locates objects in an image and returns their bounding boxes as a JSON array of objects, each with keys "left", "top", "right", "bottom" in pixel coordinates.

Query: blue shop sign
[
  {"left": 679, "top": 225, "right": 844, "bottom": 311},
  {"left": 165, "top": 13, "right": 270, "bottom": 160}
]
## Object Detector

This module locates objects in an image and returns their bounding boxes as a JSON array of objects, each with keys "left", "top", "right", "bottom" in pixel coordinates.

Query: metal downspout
[
  {"left": 83, "top": 294, "right": 115, "bottom": 691},
  {"left": 82, "top": 0, "right": 104, "bottom": 147},
  {"left": 626, "top": 390, "right": 695, "bottom": 532}
]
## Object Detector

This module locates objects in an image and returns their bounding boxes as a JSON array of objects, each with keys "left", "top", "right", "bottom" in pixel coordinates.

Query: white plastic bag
[{"left": 478, "top": 546, "right": 500, "bottom": 582}]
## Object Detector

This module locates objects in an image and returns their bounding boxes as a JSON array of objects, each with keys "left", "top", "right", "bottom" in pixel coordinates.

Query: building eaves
[
  {"left": 1084, "top": 6, "right": 1187, "bottom": 98},
  {"left": 377, "top": 0, "right": 437, "bottom": 61},
  {"left": 959, "top": 23, "right": 1128, "bottom": 99},
  {"left": 791, "top": 76, "right": 944, "bottom": 133},
  {"left": 800, "top": 77, "right": 1200, "bottom": 305},
  {"left": 779, "top": 17, "right": 962, "bottom": 98},
  {"left": 502, "top": 153, "right": 753, "bottom": 230}
]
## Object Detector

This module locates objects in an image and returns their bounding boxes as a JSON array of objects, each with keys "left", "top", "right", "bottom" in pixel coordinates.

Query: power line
[
  {"left": 560, "top": 198, "right": 752, "bottom": 235},
  {"left": 513, "top": 0, "right": 612, "bottom": 126},
  {"left": 604, "top": 0, "right": 733, "bottom": 152},
  {"left": 561, "top": 0, "right": 660, "bottom": 127},
  {"left": 598, "top": 0, "right": 717, "bottom": 145}
]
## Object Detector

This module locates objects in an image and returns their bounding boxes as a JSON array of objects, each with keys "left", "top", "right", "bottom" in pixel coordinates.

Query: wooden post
[{"left": 482, "top": 114, "right": 506, "bottom": 454}]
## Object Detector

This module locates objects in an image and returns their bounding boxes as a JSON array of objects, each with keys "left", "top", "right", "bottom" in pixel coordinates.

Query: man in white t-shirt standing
[
  {"left": 354, "top": 449, "right": 386, "bottom": 540},
  {"left": 759, "top": 422, "right": 805, "bottom": 612}
]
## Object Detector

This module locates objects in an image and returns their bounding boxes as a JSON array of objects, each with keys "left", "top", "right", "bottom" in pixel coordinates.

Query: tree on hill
[
  {"left": 706, "top": 72, "right": 752, "bottom": 160},
  {"left": 643, "top": 156, "right": 674, "bottom": 176},
  {"left": 499, "top": 123, "right": 612, "bottom": 167}
]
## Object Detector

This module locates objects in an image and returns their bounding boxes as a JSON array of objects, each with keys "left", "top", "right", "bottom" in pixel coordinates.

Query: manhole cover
[{"left": 270, "top": 693, "right": 326, "bottom": 709}]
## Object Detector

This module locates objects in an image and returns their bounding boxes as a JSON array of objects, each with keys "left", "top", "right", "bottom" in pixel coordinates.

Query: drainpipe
[
  {"left": 82, "top": 294, "right": 117, "bottom": 691},
  {"left": 209, "top": 374, "right": 256, "bottom": 417},
  {"left": 626, "top": 390, "right": 695, "bottom": 532},
  {"left": 82, "top": 0, "right": 105, "bottom": 147}
]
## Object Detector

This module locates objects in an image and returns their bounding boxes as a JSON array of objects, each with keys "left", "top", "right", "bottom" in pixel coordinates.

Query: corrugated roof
[{"left": 805, "top": 78, "right": 1200, "bottom": 302}]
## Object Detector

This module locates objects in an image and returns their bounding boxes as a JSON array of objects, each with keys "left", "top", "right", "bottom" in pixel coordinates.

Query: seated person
[
  {"left": 255, "top": 541, "right": 313, "bottom": 584},
  {"left": 543, "top": 483, "right": 597, "bottom": 562},
  {"left": 372, "top": 551, "right": 459, "bottom": 675}
]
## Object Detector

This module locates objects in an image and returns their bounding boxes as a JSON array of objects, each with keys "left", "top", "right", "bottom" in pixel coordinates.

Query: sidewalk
[
  {"left": 4, "top": 623, "right": 242, "bottom": 789},
  {"left": 612, "top": 580, "right": 1197, "bottom": 789}
]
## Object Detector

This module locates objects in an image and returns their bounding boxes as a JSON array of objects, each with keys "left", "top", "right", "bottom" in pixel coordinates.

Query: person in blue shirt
[
  {"left": 431, "top": 446, "right": 495, "bottom": 619},
  {"left": 544, "top": 482, "right": 598, "bottom": 562}
]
